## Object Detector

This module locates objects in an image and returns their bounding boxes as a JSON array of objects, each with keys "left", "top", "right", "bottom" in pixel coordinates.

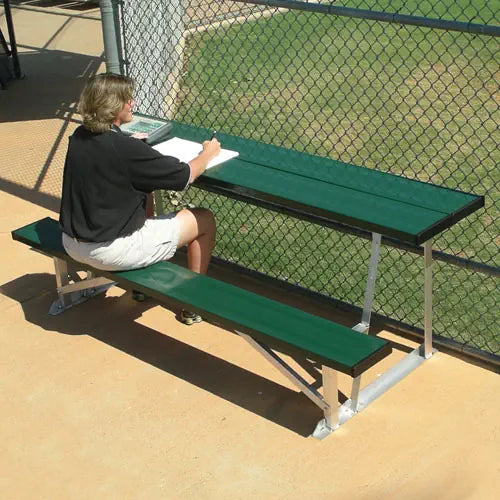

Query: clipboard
[{"left": 153, "top": 137, "right": 239, "bottom": 169}]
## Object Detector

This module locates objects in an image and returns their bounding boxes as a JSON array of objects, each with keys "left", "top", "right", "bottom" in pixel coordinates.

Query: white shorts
[{"left": 62, "top": 213, "right": 181, "bottom": 271}]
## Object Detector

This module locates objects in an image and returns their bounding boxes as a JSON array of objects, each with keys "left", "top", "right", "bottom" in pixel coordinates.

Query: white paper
[{"left": 153, "top": 137, "right": 239, "bottom": 170}]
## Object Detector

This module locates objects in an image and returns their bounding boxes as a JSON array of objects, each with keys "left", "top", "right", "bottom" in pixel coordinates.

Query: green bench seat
[
  {"left": 12, "top": 217, "right": 391, "bottom": 379},
  {"left": 13, "top": 217, "right": 393, "bottom": 438}
]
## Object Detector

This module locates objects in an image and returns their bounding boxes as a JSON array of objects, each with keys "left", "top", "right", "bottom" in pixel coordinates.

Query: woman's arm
[{"left": 188, "top": 139, "right": 221, "bottom": 183}]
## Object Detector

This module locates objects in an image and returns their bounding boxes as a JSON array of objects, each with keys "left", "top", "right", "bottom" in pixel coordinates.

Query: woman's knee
[
  {"left": 194, "top": 207, "right": 216, "bottom": 234},
  {"left": 176, "top": 207, "right": 216, "bottom": 247}
]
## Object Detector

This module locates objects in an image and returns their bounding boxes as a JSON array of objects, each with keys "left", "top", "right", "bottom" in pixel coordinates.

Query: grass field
[{"left": 164, "top": 2, "right": 499, "bottom": 354}]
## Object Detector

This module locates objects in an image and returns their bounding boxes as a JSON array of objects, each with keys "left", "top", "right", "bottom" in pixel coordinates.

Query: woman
[{"left": 59, "top": 73, "right": 221, "bottom": 324}]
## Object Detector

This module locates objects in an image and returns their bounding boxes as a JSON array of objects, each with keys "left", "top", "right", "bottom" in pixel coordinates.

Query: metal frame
[
  {"left": 235, "top": 233, "right": 436, "bottom": 439},
  {"left": 424, "top": 240, "right": 433, "bottom": 358},
  {"left": 45, "top": 234, "right": 435, "bottom": 438},
  {"left": 2, "top": 0, "right": 22, "bottom": 80},
  {"left": 353, "top": 232, "right": 382, "bottom": 334},
  {"left": 349, "top": 235, "right": 435, "bottom": 414},
  {"left": 49, "top": 257, "right": 115, "bottom": 315}
]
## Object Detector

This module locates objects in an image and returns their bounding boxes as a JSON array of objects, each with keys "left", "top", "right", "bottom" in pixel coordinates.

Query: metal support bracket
[
  {"left": 237, "top": 331, "right": 341, "bottom": 439},
  {"left": 351, "top": 232, "right": 381, "bottom": 410},
  {"left": 49, "top": 257, "right": 116, "bottom": 315},
  {"left": 312, "top": 365, "right": 339, "bottom": 439},
  {"left": 424, "top": 239, "right": 433, "bottom": 358},
  {"left": 338, "top": 344, "right": 437, "bottom": 425},
  {"left": 352, "top": 232, "right": 382, "bottom": 334},
  {"left": 237, "top": 331, "right": 329, "bottom": 411},
  {"left": 315, "top": 344, "right": 437, "bottom": 438}
]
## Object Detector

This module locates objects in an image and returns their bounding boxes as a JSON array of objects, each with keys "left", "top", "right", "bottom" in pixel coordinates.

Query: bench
[
  {"left": 152, "top": 121, "right": 483, "bottom": 434},
  {"left": 12, "top": 119, "right": 484, "bottom": 438},
  {"left": 12, "top": 216, "right": 392, "bottom": 439}
]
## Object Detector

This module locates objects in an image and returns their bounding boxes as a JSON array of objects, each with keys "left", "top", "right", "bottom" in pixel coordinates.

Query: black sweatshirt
[{"left": 59, "top": 125, "right": 190, "bottom": 242}]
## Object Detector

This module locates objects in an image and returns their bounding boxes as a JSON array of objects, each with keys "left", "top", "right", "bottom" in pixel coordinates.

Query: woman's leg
[
  {"left": 175, "top": 207, "right": 216, "bottom": 274},
  {"left": 146, "top": 193, "right": 155, "bottom": 217}
]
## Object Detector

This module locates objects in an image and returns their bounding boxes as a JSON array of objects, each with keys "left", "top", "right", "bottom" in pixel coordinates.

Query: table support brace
[
  {"left": 237, "top": 331, "right": 343, "bottom": 439},
  {"left": 351, "top": 232, "right": 381, "bottom": 410},
  {"left": 424, "top": 239, "right": 433, "bottom": 358},
  {"left": 353, "top": 232, "right": 382, "bottom": 334},
  {"left": 349, "top": 238, "right": 436, "bottom": 414}
]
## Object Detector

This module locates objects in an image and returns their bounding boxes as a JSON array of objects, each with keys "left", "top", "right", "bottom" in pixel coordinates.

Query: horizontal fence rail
[{"left": 233, "top": 0, "right": 500, "bottom": 37}]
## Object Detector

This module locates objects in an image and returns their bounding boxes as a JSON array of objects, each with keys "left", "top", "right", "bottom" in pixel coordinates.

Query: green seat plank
[
  {"left": 202, "top": 157, "right": 446, "bottom": 244},
  {"left": 172, "top": 121, "right": 480, "bottom": 214},
  {"left": 12, "top": 217, "right": 392, "bottom": 377}
]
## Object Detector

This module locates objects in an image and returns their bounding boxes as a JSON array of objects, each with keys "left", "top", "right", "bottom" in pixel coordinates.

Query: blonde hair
[{"left": 78, "top": 73, "right": 134, "bottom": 133}]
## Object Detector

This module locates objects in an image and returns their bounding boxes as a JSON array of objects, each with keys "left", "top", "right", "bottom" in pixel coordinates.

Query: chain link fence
[{"left": 120, "top": 0, "right": 499, "bottom": 359}]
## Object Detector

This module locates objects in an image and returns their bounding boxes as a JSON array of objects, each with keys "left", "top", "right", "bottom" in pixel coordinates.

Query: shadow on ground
[
  {"left": 0, "top": 47, "right": 102, "bottom": 211},
  {"left": 0, "top": 49, "right": 101, "bottom": 122},
  {"left": 1, "top": 271, "right": 324, "bottom": 437}
]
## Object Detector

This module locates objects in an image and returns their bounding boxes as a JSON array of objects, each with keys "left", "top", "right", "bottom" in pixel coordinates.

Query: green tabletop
[{"left": 170, "top": 122, "right": 484, "bottom": 245}]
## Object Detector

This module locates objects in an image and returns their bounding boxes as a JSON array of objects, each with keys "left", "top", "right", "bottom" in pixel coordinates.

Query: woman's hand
[
  {"left": 131, "top": 132, "right": 149, "bottom": 140},
  {"left": 188, "top": 138, "right": 221, "bottom": 183},
  {"left": 201, "top": 138, "right": 221, "bottom": 161}
]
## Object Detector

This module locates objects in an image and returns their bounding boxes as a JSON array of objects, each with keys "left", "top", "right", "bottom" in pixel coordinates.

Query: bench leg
[
  {"left": 350, "top": 375, "right": 362, "bottom": 412},
  {"left": 236, "top": 332, "right": 341, "bottom": 438},
  {"left": 49, "top": 258, "right": 115, "bottom": 315},
  {"left": 53, "top": 257, "right": 71, "bottom": 310},
  {"left": 312, "top": 366, "right": 339, "bottom": 439}
]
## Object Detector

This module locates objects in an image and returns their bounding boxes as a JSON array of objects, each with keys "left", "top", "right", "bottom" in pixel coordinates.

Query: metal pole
[
  {"left": 360, "top": 232, "right": 382, "bottom": 330},
  {"left": 120, "top": 0, "right": 186, "bottom": 118},
  {"left": 237, "top": 331, "right": 329, "bottom": 411},
  {"left": 3, "top": 0, "right": 21, "bottom": 78},
  {"left": 424, "top": 240, "right": 433, "bottom": 358},
  {"left": 99, "top": 0, "right": 123, "bottom": 74},
  {"left": 322, "top": 366, "right": 339, "bottom": 430}
]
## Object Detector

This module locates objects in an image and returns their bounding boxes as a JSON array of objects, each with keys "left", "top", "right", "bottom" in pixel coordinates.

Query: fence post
[{"left": 99, "top": 0, "right": 123, "bottom": 74}]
